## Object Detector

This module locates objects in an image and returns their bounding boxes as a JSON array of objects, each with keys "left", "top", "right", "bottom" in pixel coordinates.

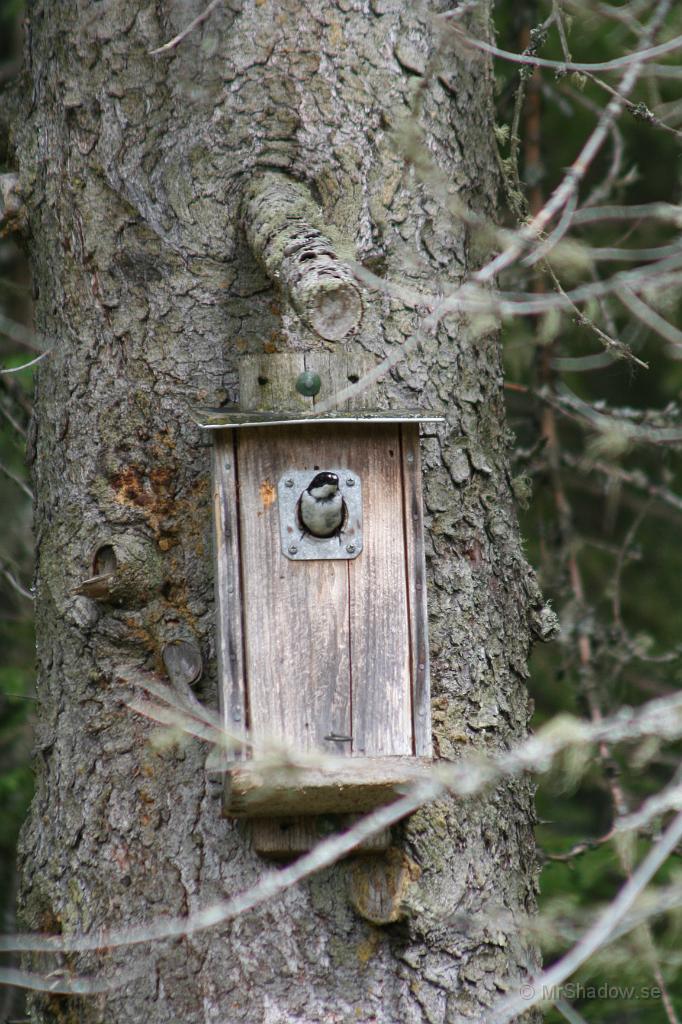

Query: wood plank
[
  {"left": 348, "top": 424, "right": 412, "bottom": 755},
  {"left": 226, "top": 756, "right": 433, "bottom": 816},
  {"left": 236, "top": 425, "right": 353, "bottom": 756},
  {"left": 331, "top": 349, "right": 377, "bottom": 412},
  {"left": 303, "top": 349, "right": 376, "bottom": 412},
  {"left": 400, "top": 425, "right": 433, "bottom": 756},
  {"left": 249, "top": 817, "right": 391, "bottom": 859},
  {"left": 212, "top": 434, "right": 247, "bottom": 762},
  {"left": 239, "top": 352, "right": 308, "bottom": 412}
]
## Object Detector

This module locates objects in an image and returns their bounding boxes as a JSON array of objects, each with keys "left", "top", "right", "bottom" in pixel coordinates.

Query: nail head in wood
[{"left": 295, "top": 371, "right": 322, "bottom": 397}]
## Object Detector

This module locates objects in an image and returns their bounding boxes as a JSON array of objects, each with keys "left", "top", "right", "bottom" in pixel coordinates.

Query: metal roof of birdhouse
[{"left": 193, "top": 407, "right": 445, "bottom": 430}]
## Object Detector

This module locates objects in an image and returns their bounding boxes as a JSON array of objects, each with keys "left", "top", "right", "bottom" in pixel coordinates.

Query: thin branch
[
  {"left": 552, "top": 1, "right": 572, "bottom": 63},
  {"left": 611, "top": 502, "right": 650, "bottom": 635},
  {"left": 543, "top": 260, "right": 647, "bottom": 368},
  {"left": 0, "top": 562, "right": 33, "bottom": 601},
  {"left": 562, "top": 452, "right": 682, "bottom": 516},
  {"left": 0, "top": 781, "right": 440, "bottom": 955},
  {"left": 1, "top": 351, "right": 50, "bottom": 375},
  {"left": 549, "top": 383, "right": 682, "bottom": 446},
  {"left": 618, "top": 286, "right": 682, "bottom": 355},
  {"left": 451, "top": 27, "right": 682, "bottom": 74},
  {"left": 583, "top": 69, "right": 682, "bottom": 139},
  {"left": 556, "top": 999, "right": 590, "bottom": 1024},
  {"left": 556, "top": 80, "right": 626, "bottom": 211},
  {"left": 4, "top": 690, "right": 682, "bottom": 955},
  {"left": 523, "top": 192, "right": 578, "bottom": 267},
  {"left": 0, "top": 401, "right": 27, "bottom": 439},
  {"left": 472, "top": 0, "right": 673, "bottom": 285},
  {"left": 0, "top": 314, "right": 45, "bottom": 354},
  {"left": 127, "top": 698, "right": 231, "bottom": 749},
  {"left": 590, "top": 242, "right": 682, "bottom": 262},
  {"left": 616, "top": 775, "right": 682, "bottom": 836},
  {"left": 313, "top": 251, "right": 682, "bottom": 411},
  {"left": 150, "top": 0, "right": 223, "bottom": 56},
  {"left": 546, "top": 826, "right": 616, "bottom": 863},
  {"left": 0, "top": 966, "right": 134, "bottom": 996},
  {"left": 0, "top": 459, "right": 33, "bottom": 500},
  {"left": 551, "top": 351, "right": 619, "bottom": 372},
  {"left": 572, "top": 202, "right": 682, "bottom": 226},
  {"left": 490, "top": 811, "right": 682, "bottom": 1023}
]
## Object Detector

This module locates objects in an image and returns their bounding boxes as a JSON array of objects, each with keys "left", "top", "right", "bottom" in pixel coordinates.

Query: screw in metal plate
[
  {"left": 346, "top": 477, "right": 355, "bottom": 487},
  {"left": 346, "top": 543, "right": 356, "bottom": 554},
  {"left": 285, "top": 478, "right": 295, "bottom": 488},
  {"left": 288, "top": 543, "right": 298, "bottom": 555}
]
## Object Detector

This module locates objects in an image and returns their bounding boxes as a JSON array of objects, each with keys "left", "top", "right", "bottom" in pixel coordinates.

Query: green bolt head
[{"left": 295, "top": 371, "right": 322, "bottom": 397}]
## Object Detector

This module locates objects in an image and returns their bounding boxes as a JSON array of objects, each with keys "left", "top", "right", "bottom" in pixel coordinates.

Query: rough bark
[{"left": 10, "top": 1, "right": 551, "bottom": 1021}]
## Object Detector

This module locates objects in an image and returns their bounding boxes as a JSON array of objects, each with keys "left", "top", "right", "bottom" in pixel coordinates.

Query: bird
[{"left": 298, "top": 471, "right": 345, "bottom": 538}]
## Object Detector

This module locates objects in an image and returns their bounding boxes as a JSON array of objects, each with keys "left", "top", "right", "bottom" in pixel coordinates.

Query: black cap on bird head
[{"left": 307, "top": 471, "right": 339, "bottom": 493}]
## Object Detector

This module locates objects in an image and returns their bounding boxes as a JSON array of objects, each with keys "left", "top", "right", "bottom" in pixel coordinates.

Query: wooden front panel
[
  {"left": 347, "top": 425, "right": 412, "bottom": 755},
  {"left": 236, "top": 425, "right": 353, "bottom": 755},
  {"left": 234, "top": 424, "right": 414, "bottom": 758}
]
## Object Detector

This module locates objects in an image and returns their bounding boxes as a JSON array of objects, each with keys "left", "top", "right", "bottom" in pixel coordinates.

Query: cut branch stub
[
  {"left": 242, "top": 172, "right": 363, "bottom": 342},
  {"left": 73, "top": 536, "right": 164, "bottom": 608},
  {"left": 162, "top": 639, "right": 203, "bottom": 688}
]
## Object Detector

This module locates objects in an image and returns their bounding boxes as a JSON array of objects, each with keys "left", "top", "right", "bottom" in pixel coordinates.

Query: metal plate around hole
[{"left": 278, "top": 469, "right": 362, "bottom": 561}]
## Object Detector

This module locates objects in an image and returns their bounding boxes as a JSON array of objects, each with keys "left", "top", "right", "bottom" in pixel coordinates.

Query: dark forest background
[{"left": 1, "top": 2, "right": 681, "bottom": 1021}]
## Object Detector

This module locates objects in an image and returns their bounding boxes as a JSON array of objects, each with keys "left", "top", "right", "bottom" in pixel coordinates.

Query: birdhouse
[{"left": 198, "top": 353, "right": 441, "bottom": 856}]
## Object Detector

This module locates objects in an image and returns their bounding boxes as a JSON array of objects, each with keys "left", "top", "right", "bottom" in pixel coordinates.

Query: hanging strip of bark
[
  {"left": 0, "top": 173, "right": 26, "bottom": 237},
  {"left": 241, "top": 172, "right": 362, "bottom": 342}
]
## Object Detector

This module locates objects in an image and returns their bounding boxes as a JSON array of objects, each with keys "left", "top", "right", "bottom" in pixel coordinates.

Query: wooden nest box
[{"left": 198, "top": 353, "right": 441, "bottom": 856}]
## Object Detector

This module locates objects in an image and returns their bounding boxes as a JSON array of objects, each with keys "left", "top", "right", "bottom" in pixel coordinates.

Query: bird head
[{"left": 307, "top": 472, "right": 339, "bottom": 499}]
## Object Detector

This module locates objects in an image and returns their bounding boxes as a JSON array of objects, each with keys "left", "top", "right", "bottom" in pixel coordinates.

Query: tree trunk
[{"left": 11, "top": 1, "right": 550, "bottom": 1020}]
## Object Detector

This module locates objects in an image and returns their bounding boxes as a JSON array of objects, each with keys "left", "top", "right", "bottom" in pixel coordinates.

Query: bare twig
[
  {"left": 474, "top": 0, "right": 672, "bottom": 285},
  {"left": 0, "top": 781, "right": 440, "bottom": 956},
  {"left": 0, "top": 460, "right": 33, "bottom": 500},
  {"left": 0, "top": 562, "right": 33, "bottom": 601},
  {"left": 572, "top": 202, "right": 682, "bottom": 226},
  {"left": 0, "top": 315, "right": 45, "bottom": 354},
  {"left": 451, "top": 27, "right": 682, "bottom": 74},
  {"left": 562, "top": 452, "right": 682, "bottom": 517},
  {"left": 150, "top": 0, "right": 223, "bottom": 56},
  {"left": 490, "top": 811, "right": 682, "bottom": 1023},
  {"left": 582, "top": 70, "right": 682, "bottom": 139},
  {"left": 0, "top": 967, "right": 135, "bottom": 996},
  {"left": 0, "top": 401, "right": 27, "bottom": 440},
  {"left": 616, "top": 775, "right": 682, "bottom": 836},
  {"left": 556, "top": 1000, "right": 591, "bottom": 1024},
  {"left": 618, "top": 286, "right": 682, "bottom": 355},
  {"left": 1, "top": 352, "right": 50, "bottom": 375},
  {"left": 549, "top": 382, "right": 682, "bottom": 447},
  {"left": 546, "top": 826, "right": 616, "bottom": 863},
  {"left": 3, "top": 690, "right": 682, "bottom": 956}
]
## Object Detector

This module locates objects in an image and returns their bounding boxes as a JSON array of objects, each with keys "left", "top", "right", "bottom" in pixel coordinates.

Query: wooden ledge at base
[{"left": 224, "top": 755, "right": 434, "bottom": 818}]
